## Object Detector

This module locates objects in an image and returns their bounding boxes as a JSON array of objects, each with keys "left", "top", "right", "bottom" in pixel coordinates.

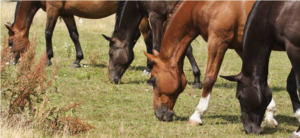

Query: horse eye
[{"left": 8, "top": 41, "right": 13, "bottom": 47}]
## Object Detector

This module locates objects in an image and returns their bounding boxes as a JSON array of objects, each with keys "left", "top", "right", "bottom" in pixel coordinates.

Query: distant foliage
[{"left": 1, "top": 36, "right": 94, "bottom": 136}]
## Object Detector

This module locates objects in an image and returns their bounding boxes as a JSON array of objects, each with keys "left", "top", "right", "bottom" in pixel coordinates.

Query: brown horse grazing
[
  {"left": 221, "top": 1, "right": 300, "bottom": 136},
  {"left": 5, "top": 1, "right": 151, "bottom": 68},
  {"left": 144, "top": 1, "right": 279, "bottom": 124}
]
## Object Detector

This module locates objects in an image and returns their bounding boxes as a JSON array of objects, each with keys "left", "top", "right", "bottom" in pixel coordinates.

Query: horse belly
[{"left": 62, "top": 1, "right": 118, "bottom": 19}]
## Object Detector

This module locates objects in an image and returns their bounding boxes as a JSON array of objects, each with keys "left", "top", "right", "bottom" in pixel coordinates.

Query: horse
[
  {"left": 144, "top": 1, "right": 278, "bottom": 125},
  {"left": 102, "top": 1, "right": 202, "bottom": 89},
  {"left": 221, "top": 1, "right": 300, "bottom": 136},
  {"left": 5, "top": 1, "right": 151, "bottom": 68}
]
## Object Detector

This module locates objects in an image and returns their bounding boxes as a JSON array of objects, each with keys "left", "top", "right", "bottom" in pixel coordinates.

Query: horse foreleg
[
  {"left": 62, "top": 15, "right": 83, "bottom": 68},
  {"left": 186, "top": 45, "right": 202, "bottom": 89},
  {"left": 189, "top": 36, "right": 228, "bottom": 125},
  {"left": 139, "top": 17, "right": 153, "bottom": 75},
  {"left": 45, "top": 10, "right": 59, "bottom": 66},
  {"left": 149, "top": 14, "right": 164, "bottom": 52}
]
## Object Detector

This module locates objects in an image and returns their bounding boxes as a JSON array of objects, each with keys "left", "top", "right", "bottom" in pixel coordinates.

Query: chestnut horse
[
  {"left": 5, "top": 1, "right": 151, "bottom": 68},
  {"left": 221, "top": 1, "right": 300, "bottom": 136},
  {"left": 102, "top": 1, "right": 202, "bottom": 89},
  {"left": 144, "top": 1, "right": 278, "bottom": 125}
]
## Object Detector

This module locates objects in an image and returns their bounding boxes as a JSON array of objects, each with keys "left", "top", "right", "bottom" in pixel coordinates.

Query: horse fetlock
[
  {"left": 188, "top": 111, "right": 203, "bottom": 126},
  {"left": 192, "top": 80, "right": 203, "bottom": 89},
  {"left": 294, "top": 109, "right": 300, "bottom": 122}
]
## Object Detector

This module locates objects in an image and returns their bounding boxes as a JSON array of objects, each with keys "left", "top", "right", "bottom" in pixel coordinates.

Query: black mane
[{"left": 113, "top": 1, "right": 126, "bottom": 37}]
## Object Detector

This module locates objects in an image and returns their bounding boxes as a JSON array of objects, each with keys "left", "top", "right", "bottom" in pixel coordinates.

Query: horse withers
[
  {"left": 221, "top": 1, "right": 300, "bottom": 136},
  {"left": 144, "top": 1, "right": 278, "bottom": 126}
]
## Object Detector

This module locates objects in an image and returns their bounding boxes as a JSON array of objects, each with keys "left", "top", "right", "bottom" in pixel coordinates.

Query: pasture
[{"left": 0, "top": 2, "right": 297, "bottom": 138}]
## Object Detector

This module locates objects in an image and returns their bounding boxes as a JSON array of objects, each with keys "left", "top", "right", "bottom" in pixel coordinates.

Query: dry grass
[{"left": 1, "top": 1, "right": 298, "bottom": 138}]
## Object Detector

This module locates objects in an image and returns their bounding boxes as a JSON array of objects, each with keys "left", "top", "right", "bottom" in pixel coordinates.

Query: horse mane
[
  {"left": 12, "top": 1, "right": 21, "bottom": 27},
  {"left": 242, "top": 1, "right": 261, "bottom": 50},
  {"left": 113, "top": 1, "right": 126, "bottom": 37},
  {"left": 163, "top": 1, "right": 184, "bottom": 34}
]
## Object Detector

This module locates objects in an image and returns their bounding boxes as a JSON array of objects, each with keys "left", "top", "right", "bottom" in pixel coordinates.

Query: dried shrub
[{"left": 1, "top": 35, "right": 94, "bottom": 136}]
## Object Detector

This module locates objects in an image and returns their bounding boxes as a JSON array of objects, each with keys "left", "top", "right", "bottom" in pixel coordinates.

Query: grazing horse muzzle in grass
[
  {"left": 222, "top": 1, "right": 300, "bottom": 136},
  {"left": 220, "top": 74, "right": 272, "bottom": 134},
  {"left": 145, "top": 50, "right": 186, "bottom": 121}
]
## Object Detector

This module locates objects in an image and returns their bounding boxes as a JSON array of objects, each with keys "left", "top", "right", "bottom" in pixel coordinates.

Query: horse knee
[{"left": 203, "top": 75, "right": 216, "bottom": 88}]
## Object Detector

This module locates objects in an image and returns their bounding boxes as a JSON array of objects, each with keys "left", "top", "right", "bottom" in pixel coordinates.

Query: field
[{"left": 1, "top": 2, "right": 297, "bottom": 138}]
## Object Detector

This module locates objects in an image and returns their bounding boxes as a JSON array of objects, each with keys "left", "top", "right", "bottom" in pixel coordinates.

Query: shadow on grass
[
  {"left": 128, "top": 65, "right": 147, "bottom": 71},
  {"left": 271, "top": 86, "right": 286, "bottom": 92},
  {"left": 89, "top": 63, "right": 107, "bottom": 68},
  {"left": 262, "top": 114, "right": 297, "bottom": 135}
]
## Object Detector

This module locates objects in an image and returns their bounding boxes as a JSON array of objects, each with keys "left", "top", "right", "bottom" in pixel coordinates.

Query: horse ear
[
  {"left": 144, "top": 51, "right": 157, "bottom": 63},
  {"left": 220, "top": 74, "right": 241, "bottom": 82},
  {"left": 153, "top": 49, "right": 159, "bottom": 56},
  {"left": 102, "top": 34, "right": 111, "bottom": 41},
  {"left": 5, "top": 24, "right": 13, "bottom": 32}
]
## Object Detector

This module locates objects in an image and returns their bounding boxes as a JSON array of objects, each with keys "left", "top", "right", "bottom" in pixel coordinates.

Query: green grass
[{"left": 1, "top": 2, "right": 297, "bottom": 138}]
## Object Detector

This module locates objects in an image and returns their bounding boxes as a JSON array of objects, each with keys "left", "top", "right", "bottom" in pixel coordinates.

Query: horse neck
[
  {"left": 12, "top": 1, "right": 40, "bottom": 38},
  {"left": 114, "top": 1, "right": 143, "bottom": 45},
  {"left": 159, "top": 2, "right": 197, "bottom": 67},
  {"left": 241, "top": 4, "right": 273, "bottom": 83}
]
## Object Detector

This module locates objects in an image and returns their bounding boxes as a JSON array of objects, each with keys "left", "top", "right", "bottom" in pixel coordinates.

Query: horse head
[
  {"left": 221, "top": 74, "right": 272, "bottom": 134},
  {"left": 103, "top": 34, "right": 135, "bottom": 84},
  {"left": 5, "top": 22, "right": 29, "bottom": 63},
  {"left": 145, "top": 50, "right": 186, "bottom": 121}
]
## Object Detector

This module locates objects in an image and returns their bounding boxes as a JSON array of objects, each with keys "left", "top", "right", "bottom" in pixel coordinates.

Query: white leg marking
[
  {"left": 294, "top": 109, "right": 300, "bottom": 122},
  {"left": 189, "top": 94, "right": 211, "bottom": 124},
  {"left": 263, "top": 98, "right": 278, "bottom": 127},
  {"left": 293, "top": 131, "right": 300, "bottom": 137}
]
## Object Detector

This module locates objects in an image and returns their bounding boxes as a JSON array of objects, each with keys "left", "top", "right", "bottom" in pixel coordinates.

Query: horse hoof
[
  {"left": 262, "top": 118, "right": 278, "bottom": 128},
  {"left": 47, "top": 60, "right": 52, "bottom": 66},
  {"left": 192, "top": 82, "right": 203, "bottom": 89},
  {"left": 188, "top": 119, "right": 202, "bottom": 126},
  {"left": 142, "top": 70, "right": 151, "bottom": 75},
  {"left": 72, "top": 64, "right": 81, "bottom": 68}
]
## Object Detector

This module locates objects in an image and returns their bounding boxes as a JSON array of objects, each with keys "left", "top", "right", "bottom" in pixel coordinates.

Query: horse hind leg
[
  {"left": 186, "top": 45, "right": 202, "bottom": 89},
  {"left": 62, "top": 15, "right": 83, "bottom": 68},
  {"left": 139, "top": 17, "right": 153, "bottom": 75},
  {"left": 285, "top": 41, "right": 300, "bottom": 137},
  {"left": 45, "top": 11, "right": 59, "bottom": 66}
]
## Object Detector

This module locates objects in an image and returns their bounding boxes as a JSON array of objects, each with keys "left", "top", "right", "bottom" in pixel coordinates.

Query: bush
[{"left": 1, "top": 36, "right": 94, "bottom": 136}]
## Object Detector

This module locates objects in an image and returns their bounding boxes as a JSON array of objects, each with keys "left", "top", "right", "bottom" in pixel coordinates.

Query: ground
[{"left": 0, "top": 2, "right": 297, "bottom": 138}]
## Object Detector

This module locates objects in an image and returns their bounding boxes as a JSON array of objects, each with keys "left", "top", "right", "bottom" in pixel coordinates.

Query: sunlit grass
[{"left": 1, "top": 2, "right": 297, "bottom": 138}]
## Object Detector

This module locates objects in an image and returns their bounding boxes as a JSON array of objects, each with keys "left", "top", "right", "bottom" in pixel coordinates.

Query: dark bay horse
[
  {"left": 221, "top": 1, "right": 300, "bottom": 136},
  {"left": 102, "top": 1, "right": 202, "bottom": 89},
  {"left": 144, "top": 1, "right": 278, "bottom": 125},
  {"left": 5, "top": 1, "right": 151, "bottom": 68}
]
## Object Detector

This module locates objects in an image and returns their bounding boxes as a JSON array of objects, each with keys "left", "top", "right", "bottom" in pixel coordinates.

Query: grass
[{"left": 1, "top": 2, "right": 297, "bottom": 138}]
